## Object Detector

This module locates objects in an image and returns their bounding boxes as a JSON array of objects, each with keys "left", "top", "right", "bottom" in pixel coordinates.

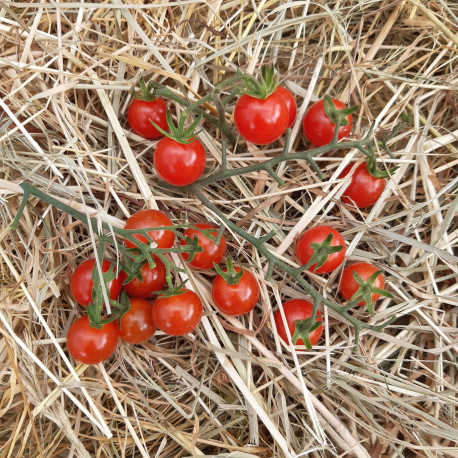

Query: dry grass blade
[{"left": 1, "top": 1, "right": 457, "bottom": 457}]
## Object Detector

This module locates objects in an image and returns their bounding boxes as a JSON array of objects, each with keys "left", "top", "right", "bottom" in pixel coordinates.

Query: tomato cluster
[{"left": 66, "top": 68, "right": 395, "bottom": 364}]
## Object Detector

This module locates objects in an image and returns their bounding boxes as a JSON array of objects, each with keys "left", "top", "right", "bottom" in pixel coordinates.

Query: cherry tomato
[
  {"left": 296, "top": 226, "right": 346, "bottom": 274},
  {"left": 302, "top": 99, "right": 352, "bottom": 147},
  {"left": 273, "top": 299, "right": 323, "bottom": 347},
  {"left": 154, "top": 137, "right": 206, "bottom": 186},
  {"left": 212, "top": 267, "right": 259, "bottom": 316},
  {"left": 70, "top": 259, "right": 122, "bottom": 307},
  {"left": 124, "top": 209, "right": 175, "bottom": 250},
  {"left": 234, "top": 92, "right": 288, "bottom": 145},
  {"left": 66, "top": 315, "right": 119, "bottom": 365},
  {"left": 180, "top": 223, "right": 226, "bottom": 270},
  {"left": 127, "top": 97, "right": 168, "bottom": 140},
  {"left": 123, "top": 256, "right": 166, "bottom": 298},
  {"left": 117, "top": 297, "right": 156, "bottom": 344},
  {"left": 339, "top": 262, "right": 385, "bottom": 306},
  {"left": 274, "top": 86, "right": 297, "bottom": 128},
  {"left": 339, "top": 162, "right": 385, "bottom": 208},
  {"left": 152, "top": 289, "right": 202, "bottom": 336}
]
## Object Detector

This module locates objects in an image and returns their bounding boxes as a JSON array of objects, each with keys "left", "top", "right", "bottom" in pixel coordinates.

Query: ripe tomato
[
  {"left": 123, "top": 256, "right": 166, "bottom": 298},
  {"left": 212, "top": 267, "right": 259, "bottom": 316},
  {"left": 117, "top": 297, "right": 156, "bottom": 344},
  {"left": 273, "top": 299, "right": 323, "bottom": 347},
  {"left": 234, "top": 92, "right": 288, "bottom": 145},
  {"left": 339, "top": 162, "right": 385, "bottom": 208},
  {"left": 154, "top": 137, "right": 206, "bottom": 186},
  {"left": 339, "top": 262, "right": 385, "bottom": 306},
  {"left": 66, "top": 315, "right": 119, "bottom": 364},
  {"left": 302, "top": 99, "right": 352, "bottom": 147},
  {"left": 127, "top": 97, "right": 168, "bottom": 140},
  {"left": 296, "top": 226, "right": 346, "bottom": 274},
  {"left": 124, "top": 209, "right": 175, "bottom": 250},
  {"left": 71, "top": 259, "right": 122, "bottom": 307},
  {"left": 180, "top": 223, "right": 226, "bottom": 270},
  {"left": 152, "top": 289, "right": 202, "bottom": 336},
  {"left": 274, "top": 86, "right": 297, "bottom": 128}
]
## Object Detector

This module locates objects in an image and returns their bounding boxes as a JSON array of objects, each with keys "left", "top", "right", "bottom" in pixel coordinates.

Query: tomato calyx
[
  {"left": 302, "top": 233, "right": 344, "bottom": 273},
  {"left": 150, "top": 109, "right": 202, "bottom": 145},
  {"left": 291, "top": 317, "right": 323, "bottom": 350},
  {"left": 213, "top": 258, "right": 244, "bottom": 285},
  {"left": 156, "top": 281, "right": 188, "bottom": 299},
  {"left": 322, "top": 94, "right": 357, "bottom": 128},
  {"left": 347, "top": 270, "right": 393, "bottom": 315},
  {"left": 241, "top": 65, "right": 280, "bottom": 100},
  {"left": 132, "top": 77, "right": 159, "bottom": 102},
  {"left": 366, "top": 156, "right": 399, "bottom": 179}
]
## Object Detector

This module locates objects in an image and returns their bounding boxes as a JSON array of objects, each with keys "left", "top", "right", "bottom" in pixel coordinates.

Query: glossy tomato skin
[
  {"left": 152, "top": 289, "right": 202, "bottom": 336},
  {"left": 339, "top": 262, "right": 385, "bottom": 306},
  {"left": 273, "top": 299, "right": 323, "bottom": 347},
  {"left": 71, "top": 259, "right": 122, "bottom": 307},
  {"left": 234, "top": 92, "right": 288, "bottom": 145},
  {"left": 296, "top": 226, "right": 346, "bottom": 274},
  {"left": 274, "top": 86, "right": 297, "bottom": 128},
  {"left": 124, "top": 209, "right": 175, "bottom": 250},
  {"left": 127, "top": 97, "right": 168, "bottom": 140},
  {"left": 302, "top": 99, "right": 352, "bottom": 147},
  {"left": 67, "top": 315, "right": 119, "bottom": 364},
  {"left": 123, "top": 256, "right": 166, "bottom": 298},
  {"left": 180, "top": 223, "right": 226, "bottom": 270},
  {"left": 212, "top": 267, "right": 259, "bottom": 316},
  {"left": 118, "top": 298, "right": 156, "bottom": 344},
  {"left": 154, "top": 137, "right": 206, "bottom": 186},
  {"left": 339, "top": 162, "right": 385, "bottom": 208}
]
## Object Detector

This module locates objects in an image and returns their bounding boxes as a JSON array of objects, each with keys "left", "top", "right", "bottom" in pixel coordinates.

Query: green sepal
[
  {"left": 132, "top": 77, "right": 157, "bottom": 102},
  {"left": 155, "top": 280, "right": 188, "bottom": 299},
  {"left": 213, "top": 258, "right": 244, "bottom": 285},
  {"left": 291, "top": 317, "right": 322, "bottom": 350},
  {"left": 323, "top": 94, "right": 357, "bottom": 127},
  {"left": 150, "top": 109, "right": 201, "bottom": 145},
  {"left": 366, "top": 156, "right": 399, "bottom": 179},
  {"left": 241, "top": 65, "right": 279, "bottom": 100},
  {"left": 302, "top": 233, "right": 344, "bottom": 272}
]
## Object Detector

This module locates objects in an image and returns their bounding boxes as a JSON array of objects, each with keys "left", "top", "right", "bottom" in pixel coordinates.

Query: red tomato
[
  {"left": 124, "top": 209, "right": 175, "bottom": 250},
  {"left": 180, "top": 223, "right": 226, "bottom": 270},
  {"left": 212, "top": 267, "right": 259, "bottom": 316},
  {"left": 123, "top": 256, "right": 166, "bottom": 298},
  {"left": 66, "top": 315, "right": 119, "bottom": 364},
  {"left": 118, "top": 297, "right": 156, "bottom": 344},
  {"left": 154, "top": 137, "right": 206, "bottom": 186},
  {"left": 339, "top": 162, "right": 385, "bottom": 208},
  {"left": 234, "top": 92, "right": 288, "bottom": 145},
  {"left": 127, "top": 97, "right": 168, "bottom": 140},
  {"left": 296, "top": 226, "right": 346, "bottom": 274},
  {"left": 70, "top": 259, "right": 122, "bottom": 307},
  {"left": 339, "top": 262, "right": 385, "bottom": 306},
  {"left": 152, "top": 289, "right": 202, "bottom": 336},
  {"left": 273, "top": 299, "right": 323, "bottom": 347},
  {"left": 302, "top": 99, "right": 352, "bottom": 147},
  {"left": 274, "top": 86, "right": 297, "bottom": 128}
]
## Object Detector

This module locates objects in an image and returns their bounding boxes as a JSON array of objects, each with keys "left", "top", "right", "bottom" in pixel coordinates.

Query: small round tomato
[
  {"left": 123, "top": 256, "right": 166, "bottom": 298},
  {"left": 152, "top": 289, "right": 202, "bottom": 336},
  {"left": 180, "top": 223, "right": 226, "bottom": 270},
  {"left": 339, "top": 162, "right": 385, "bottom": 208},
  {"left": 274, "top": 86, "right": 297, "bottom": 128},
  {"left": 302, "top": 98, "right": 352, "bottom": 147},
  {"left": 71, "top": 259, "right": 122, "bottom": 307},
  {"left": 127, "top": 97, "right": 168, "bottom": 140},
  {"left": 296, "top": 226, "right": 346, "bottom": 274},
  {"left": 273, "top": 299, "right": 323, "bottom": 347},
  {"left": 124, "top": 209, "right": 175, "bottom": 250},
  {"left": 154, "top": 137, "right": 206, "bottom": 186},
  {"left": 66, "top": 315, "right": 119, "bottom": 365},
  {"left": 118, "top": 297, "right": 156, "bottom": 344},
  {"left": 234, "top": 92, "right": 288, "bottom": 145},
  {"left": 339, "top": 262, "right": 385, "bottom": 306},
  {"left": 212, "top": 267, "right": 259, "bottom": 316}
]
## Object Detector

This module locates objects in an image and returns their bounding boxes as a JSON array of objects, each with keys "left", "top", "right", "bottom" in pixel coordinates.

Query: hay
[{"left": 1, "top": 1, "right": 457, "bottom": 457}]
